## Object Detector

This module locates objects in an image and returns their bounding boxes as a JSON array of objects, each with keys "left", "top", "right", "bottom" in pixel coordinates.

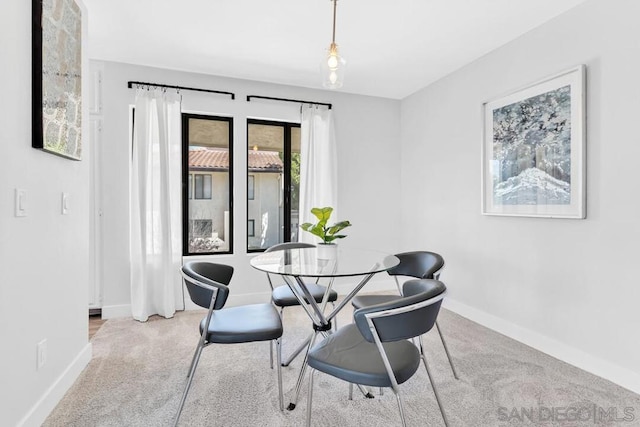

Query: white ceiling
[{"left": 84, "top": 0, "right": 588, "bottom": 99}]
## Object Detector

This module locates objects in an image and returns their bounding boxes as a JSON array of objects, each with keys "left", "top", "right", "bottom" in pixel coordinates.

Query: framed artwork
[
  {"left": 482, "top": 65, "right": 586, "bottom": 218},
  {"left": 32, "top": 0, "right": 83, "bottom": 160}
]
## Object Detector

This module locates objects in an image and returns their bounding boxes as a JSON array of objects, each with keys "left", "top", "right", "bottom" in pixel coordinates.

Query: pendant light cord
[{"left": 332, "top": 0, "right": 337, "bottom": 44}]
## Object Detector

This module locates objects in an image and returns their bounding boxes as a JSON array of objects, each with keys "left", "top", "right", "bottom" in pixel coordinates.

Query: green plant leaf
[
  {"left": 310, "top": 207, "right": 333, "bottom": 226},
  {"left": 327, "top": 220, "right": 351, "bottom": 236},
  {"left": 312, "top": 225, "right": 326, "bottom": 237},
  {"left": 301, "top": 206, "right": 350, "bottom": 244}
]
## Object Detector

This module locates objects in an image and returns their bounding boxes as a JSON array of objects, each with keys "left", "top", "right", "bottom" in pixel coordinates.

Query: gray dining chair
[
  {"left": 306, "top": 279, "right": 450, "bottom": 427},
  {"left": 264, "top": 242, "right": 338, "bottom": 366},
  {"left": 351, "top": 250, "right": 458, "bottom": 379},
  {"left": 174, "top": 261, "right": 284, "bottom": 426}
]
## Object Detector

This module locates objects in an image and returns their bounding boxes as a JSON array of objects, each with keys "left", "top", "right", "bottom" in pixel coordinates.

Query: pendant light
[{"left": 321, "top": 0, "right": 346, "bottom": 89}]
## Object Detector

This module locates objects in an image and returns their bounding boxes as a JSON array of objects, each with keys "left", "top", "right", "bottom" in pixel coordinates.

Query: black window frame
[
  {"left": 246, "top": 118, "right": 300, "bottom": 253},
  {"left": 182, "top": 113, "right": 234, "bottom": 256}
]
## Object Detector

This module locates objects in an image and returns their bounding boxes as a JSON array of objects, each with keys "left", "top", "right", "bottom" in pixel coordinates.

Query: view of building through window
[
  {"left": 183, "top": 114, "right": 233, "bottom": 254},
  {"left": 247, "top": 120, "right": 300, "bottom": 251}
]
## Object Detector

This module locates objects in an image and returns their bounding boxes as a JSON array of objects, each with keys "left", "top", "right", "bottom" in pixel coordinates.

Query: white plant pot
[{"left": 316, "top": 243, "right": 337, "bottom": 260}]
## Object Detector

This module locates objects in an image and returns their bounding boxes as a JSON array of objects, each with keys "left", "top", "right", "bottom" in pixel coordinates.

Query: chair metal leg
[
  {"left": 345, "top": 381, "right": 373, "bottom": 401},
  {"left": 186, "top": 341, "right": 201, "bottom": 378},
  {"left": 306, "top": 369, "right": 315, "bottom": 427},
  {"left": 270, "top": 340, "right": 274, "bottom": 369},
  {"left": 174, "top": 342, "right": 205, "bottom": 426},
  {"left": 391, "top": 387, "right": 407, "bottom": 427},
  {"left": 435, "top": 320, "right": 458, "bottom": 380},
  {"left": 276, "top": 338, "right": 284, "bottom": 411},
  {"left": 357, "top": 384, "right": 374, "bottom": 399},
  {"left": 419, "top": 336, "right": 450, "bottom": 427}
]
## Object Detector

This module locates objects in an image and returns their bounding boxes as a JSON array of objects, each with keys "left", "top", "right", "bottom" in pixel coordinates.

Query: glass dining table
[{"left": 250, "top": 245, "right": 399, "bottom": 410}]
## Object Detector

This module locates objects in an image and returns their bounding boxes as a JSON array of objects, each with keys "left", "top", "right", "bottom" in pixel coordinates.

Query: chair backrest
[
  {"left": 353, "top": 279, "right": 446, "bottom": 343},
  {"left": 182, "top": 261, "right": 234, "bottom": 310},
  {"left": 265, "top": 242, "right": 315, "bottom": 252},
  {"left": 387, "top": 251, "right": 444, "bottom": 279},
  {"left": 264, "top": 242, "right": 316, "bottom": 289}
]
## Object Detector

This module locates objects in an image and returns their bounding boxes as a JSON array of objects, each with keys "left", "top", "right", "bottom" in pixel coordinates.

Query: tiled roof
[
  {"left": 247, "top": 150, "right": 284, "bottom": 171},
  {"left": 188, "top": 148, "right": 283, "bottom": 171},
  {"left": 189, "top": 148, "right": 228, "bottom": 169}
]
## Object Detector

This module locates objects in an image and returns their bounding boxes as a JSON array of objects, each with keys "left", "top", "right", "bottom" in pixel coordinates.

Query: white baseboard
[
  {"left": 443, "top": 298, "right": 640, "bottom": 395},
  {"left": 17, "top": 343, "right": 92, "bottom": 427},
  {"left": 101, "top": 304, "right": 131, "bottom": 319}
]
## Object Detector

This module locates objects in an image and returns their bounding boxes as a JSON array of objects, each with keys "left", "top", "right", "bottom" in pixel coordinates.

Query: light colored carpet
[{"left": 44, "top": 301, "right": 639, "bottom": 427}]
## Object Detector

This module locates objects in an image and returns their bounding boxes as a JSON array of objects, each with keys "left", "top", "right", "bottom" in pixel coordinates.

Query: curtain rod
[
  {"left": 246, "top": 95, "right": 332, "bottom": 110},
  {"left": 127, "top": 81, "right": 235, "bottom": 100}
]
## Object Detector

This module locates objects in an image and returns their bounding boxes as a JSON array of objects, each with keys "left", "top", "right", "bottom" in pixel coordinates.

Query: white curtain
[
  {"left": 299, "top": 106, "right": 338, "bottom": 244},
  {"left": 130, "top": 88, "right": 183, "bottom": 321}
]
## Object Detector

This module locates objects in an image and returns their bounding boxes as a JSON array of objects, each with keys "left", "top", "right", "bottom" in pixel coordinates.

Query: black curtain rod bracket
[
  {"left": 246, "top": 95, "right": 332, "bottom": 110},
  {"left": 127, "top": 81, "right": 235, "bottom": 100}
]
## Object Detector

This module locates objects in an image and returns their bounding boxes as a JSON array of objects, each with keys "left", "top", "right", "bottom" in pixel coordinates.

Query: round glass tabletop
[{"left": 250, "top": 246, "right": 399, "bottom": 278}]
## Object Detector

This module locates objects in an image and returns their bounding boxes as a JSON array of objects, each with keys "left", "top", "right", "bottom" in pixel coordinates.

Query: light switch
[
  {"left": 15, "top": 189, "right": 27, "bottom": 217},
  {"left": 61, "top": 192, "right": 70, "bottom": 215}
]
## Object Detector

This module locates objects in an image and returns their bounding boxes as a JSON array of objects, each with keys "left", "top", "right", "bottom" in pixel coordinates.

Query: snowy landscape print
[{"left": 491, "top": 85, "right": 571, "bottom": 205}]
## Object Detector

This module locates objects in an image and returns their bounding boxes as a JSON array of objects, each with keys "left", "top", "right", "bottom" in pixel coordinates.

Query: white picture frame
[{"left": 482, "top": 65, "right": 586, "bottom": 218}]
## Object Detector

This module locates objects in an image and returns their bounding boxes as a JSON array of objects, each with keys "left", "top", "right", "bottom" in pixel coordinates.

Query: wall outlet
[{"left": 37, "top": 339, "right": 47, "bottom": 370}]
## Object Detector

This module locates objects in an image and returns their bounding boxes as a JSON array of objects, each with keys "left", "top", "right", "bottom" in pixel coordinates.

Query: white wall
[
  {"left": 3, "top": 0, "right": 635, "bottom": 424},
  {"left": 0, "top": 1, "right": 91, "bottom": 426},
  {"left": 96, "top": 61, "right": 402, "bottom": 315},
  {"left": 400, "top": 0, "right": 640, "bottom": 393}
]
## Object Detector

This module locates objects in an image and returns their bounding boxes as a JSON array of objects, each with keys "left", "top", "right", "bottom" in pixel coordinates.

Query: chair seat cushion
[
  {"left": 200, "top": 303, "right": 283, "bottom": 344},
  {"left": 351, "top": 294, "right": 400, "bottom": 310},
  {"left": 307, "top": 324, "right": 420, "bottom": 387},
  {"left": 272, "top": 283, "right": 338, "bottom": 307}
]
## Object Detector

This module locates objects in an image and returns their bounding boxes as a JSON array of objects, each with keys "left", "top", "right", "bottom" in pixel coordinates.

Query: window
[
  {"left": 248, "top": 219, "right": 255, "bottom": 237},
  {"left": 183, "top": 114, "right": 233, "bottom": 255},
  {"left": 194, "top": 174, "right": 212, "bottom": 199},
  {"left": 246, "top": 119, "right": 300, "bottom": 251},
  {"left": 248, "top": 175, "right": 255, "bottom": 200},
  {"left": 190, "top": 219, "right": 213, "bottom": 238}
]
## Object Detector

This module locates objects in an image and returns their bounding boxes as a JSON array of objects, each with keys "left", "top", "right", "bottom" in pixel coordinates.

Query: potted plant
[{"left": 300, "top": 207, "right": 351, "bottom": 258}]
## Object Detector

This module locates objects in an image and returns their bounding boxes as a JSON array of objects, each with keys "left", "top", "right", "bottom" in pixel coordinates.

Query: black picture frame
[{"left": 32, "top": 0, "right": 83, "bottom": 160}]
